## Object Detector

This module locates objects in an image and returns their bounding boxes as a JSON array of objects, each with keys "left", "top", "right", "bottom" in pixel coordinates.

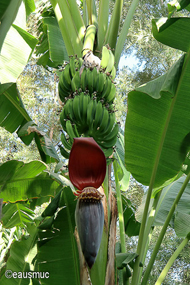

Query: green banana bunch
[
  {"left": 100, "top": 45, "right": 116, "bottom": 80},
  {"left": 60, "top": 93, "right": 118, "bottom": 158},
  {"left": 58, "top": 56, "right": 83, "bottom": 103},
  {"left": 59, "top": 49, "right": 119, "bottom": 160}
]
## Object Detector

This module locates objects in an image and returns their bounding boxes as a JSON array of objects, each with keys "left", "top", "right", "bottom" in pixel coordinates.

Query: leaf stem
[
  {"left": 113, "top": 160, "right": 126, "bottom": 253},
  {"left": 155, "top": 235, "right": 190, "bottom": 285},
  {"left": 86, "top": 0, "right": 92, "bottom": 25},
  {"left": 113, "top": 160, "right": 131, "bottom": 284},
  {"left": 141, "top": 172, "right": 190, "bottom": 284}
]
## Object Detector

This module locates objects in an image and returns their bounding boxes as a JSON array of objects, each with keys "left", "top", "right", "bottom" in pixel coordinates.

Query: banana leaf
[
  {"left": 152, "top": 17, "right": 190, "bottom": 52},
  {"left": 125, "top": 52, "right": 190, "bottom": 188},
  {"left": 35, "top": 187, "right": 80, "bottom": 284},
  {"left": 0, "top": 223, "right": 38, "bottom": 284},
  {"left": 153, "top": 176, "right": 190, "bottom": 238},
  {"left": 1, "top": 202, "right": 35, "bottom": 228},
  {"left": 0, "top": 160, "right": 61, "bottom": 203},
  {"left": 168, "top": 0, "right": 190, "bottom": 17},
  {"left": 0, "top": 83, "right": 31, "bottom": 135},
  {"left": 0, "top": 1, "right": 37, "bottom": 83}
]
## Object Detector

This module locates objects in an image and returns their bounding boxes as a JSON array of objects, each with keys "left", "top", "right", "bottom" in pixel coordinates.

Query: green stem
[
  {"left": 155, "top": 236, "right": 190, "bottom": 285},
  {"left": 115, "top": 0, "right": 139, "bottom": 69},
  {"left": 141, "top": 172, "right": 190, "bottom": 285},
  {"left": 82, "top": 25, "right": 96, "bottom": 57},
  {"left": 113, "top": 160, "right": 126, "bottom": 253},
  {"left": 113, "top": 160, "right": 131, "bottom": 284},
  {"left": 141, "top": 191, "right": 162, "bottom": 264},
  {"left": 135, "top": 191, "right": 162, "bottom": 281}
]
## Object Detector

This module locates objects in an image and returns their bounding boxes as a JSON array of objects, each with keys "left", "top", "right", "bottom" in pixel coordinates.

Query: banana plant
[{"left": 1, "top": 0, "right": 190, "bottom": 285}]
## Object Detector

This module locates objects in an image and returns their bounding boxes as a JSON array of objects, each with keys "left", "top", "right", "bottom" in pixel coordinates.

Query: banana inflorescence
[{"left": 59, "top": 45, "right": 118, "bottom": 158}]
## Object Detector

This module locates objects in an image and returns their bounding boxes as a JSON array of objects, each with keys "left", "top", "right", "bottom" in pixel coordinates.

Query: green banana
[
  {"left": 61, "top": 132, "right": 72, "bottom": 150},
  {"left": 96, "top": 72, "right": 106, "bottom": 97},
  {"left": 110, "top": 66, "right": 116, "bottom": 80},
  {"left": 69, "top": 56, "right": 77, "bottom": 78},
  {"left": 59, "top": 69, "right": 71, "bottom": 96},
  {"left": 101, "top": 76, "right": 112, "bottom": 101},
  {"left": 58, "top": 83, "right": 69, "bottom": 102},
  {"left": 76, "top": 57, "right": 83, "bottom": 70},
  {"left": 92, "top": 68, "right": 98, "bottom": 91},
  {"left": 60, "top": 145, "right": 70, "bottom": 159},
  {"left": 81, "top": 68, "right": 87, "bottom": 91},
  {"left": 100, "top": 112, "right": 116, "bottom": 138},
  {"left": 66, "top": 120, "right": 76, "bottom": 144},
  {"left": 98, "top": 107, "right": 109, "bottom": 132},
  {"left": 81, "top": 94, "right": 90, "bottom": 124},
  {"left": 105, "top": 49, "right": 115, "bottom": 73},
  {"left": 105, "top": 83, "right": 116, "bottom": 104},
  {"left": 100, "top": 46, "right": 110, "bottom": 69},
  {"left": 86, "top": 68, "right": 94, "bottom": 94},
  {"left": 72, "top": 95, "right": 82, "bottom": 124},
  {"left": 87, "top": 99, "right": 96, "bottom": 129},
  {"left": 63, "top": 63, "right": 72, "bottom": 86},
  {"left": 71, "top": 71, "right": 81, "bottom": 92},
  {"left": 103, "top": 147, "right": 114, "bottom": 157},
  {"left": 72, "top": 123, "right": 80, "bottom": 137},
  {"left": 60, "top": 99, "right": 73, "bottom": 130},
  {"left": 101, "top": 123, "right": 119, "bottom": 147},
  {"left": 93, "top": 101, "right": 104, "bottom": 130}
]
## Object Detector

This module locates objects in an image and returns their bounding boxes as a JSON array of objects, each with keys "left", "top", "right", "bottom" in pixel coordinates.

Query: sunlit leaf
[
  {"left": 125, "top": 53, "right": 190, "bottom": 188},
  {"left": 0, "top": 2, "right": 37, "bottom": 83},
  {"left": 2, "top": 203, "right": 35, "bottom": 228},
  {"left": 0, "top": 223, "right": 38, "bottom": 284},
  {"left": 0, "top": 160, "right": 61, "bottom": 202}
]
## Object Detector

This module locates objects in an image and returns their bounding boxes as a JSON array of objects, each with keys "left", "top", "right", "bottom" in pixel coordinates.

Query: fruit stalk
[{"left": 82, "top": 25, "right": 97, "bottom": 57}]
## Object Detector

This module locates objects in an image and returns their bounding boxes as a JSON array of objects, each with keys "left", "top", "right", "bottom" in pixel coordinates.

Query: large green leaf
[
  {"left": 152, "top": 17, "right": 190, "bottom": 52},
  {"left": 0, "top": 1, "right": 37, "bottom": 83},
  {"left": 0, "top": 0, "right": 21, "bottom": 52},
  {"left": 0, "top": 160, "right": 61, "bottom": 203},
  {"left": 0, "top": 83, "right": 32, "bottom": 135},
  {"left": 2, "top": 202, "right": 35, "bottom": 228},
  {"left": 43, "top": 17, "right": 68, "bottom": 63},
  {"left": 167, "top": 0, "right": 190, "bottom": 17},
  {"left": 23, "top": 0, "right": 36, "bottom": 18},
  {"left": 125, "top": 52, "right": 190, "bottom": 188},
  {"left": 35, "top": 6, "right": 68, "bottom": 68},
  {"left": 153, "top": 176, "right": 190, "bottom": 238},
  {"left": 0, "top": 0, "right": 11, "bottom": 20},
  {"left": 35, "top": 187, "right": 80, "bottom": 284},
  {"left": 153, "top": 177, "right": 188, "bottom": 226},
  {"left": 0, "top": 223, "right": 38, "bottom": 284}
]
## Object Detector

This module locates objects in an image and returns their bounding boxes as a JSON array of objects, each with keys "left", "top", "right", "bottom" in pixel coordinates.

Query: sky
[{"left": 118, "top": 51, "right": 146, "bottom": 71}]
